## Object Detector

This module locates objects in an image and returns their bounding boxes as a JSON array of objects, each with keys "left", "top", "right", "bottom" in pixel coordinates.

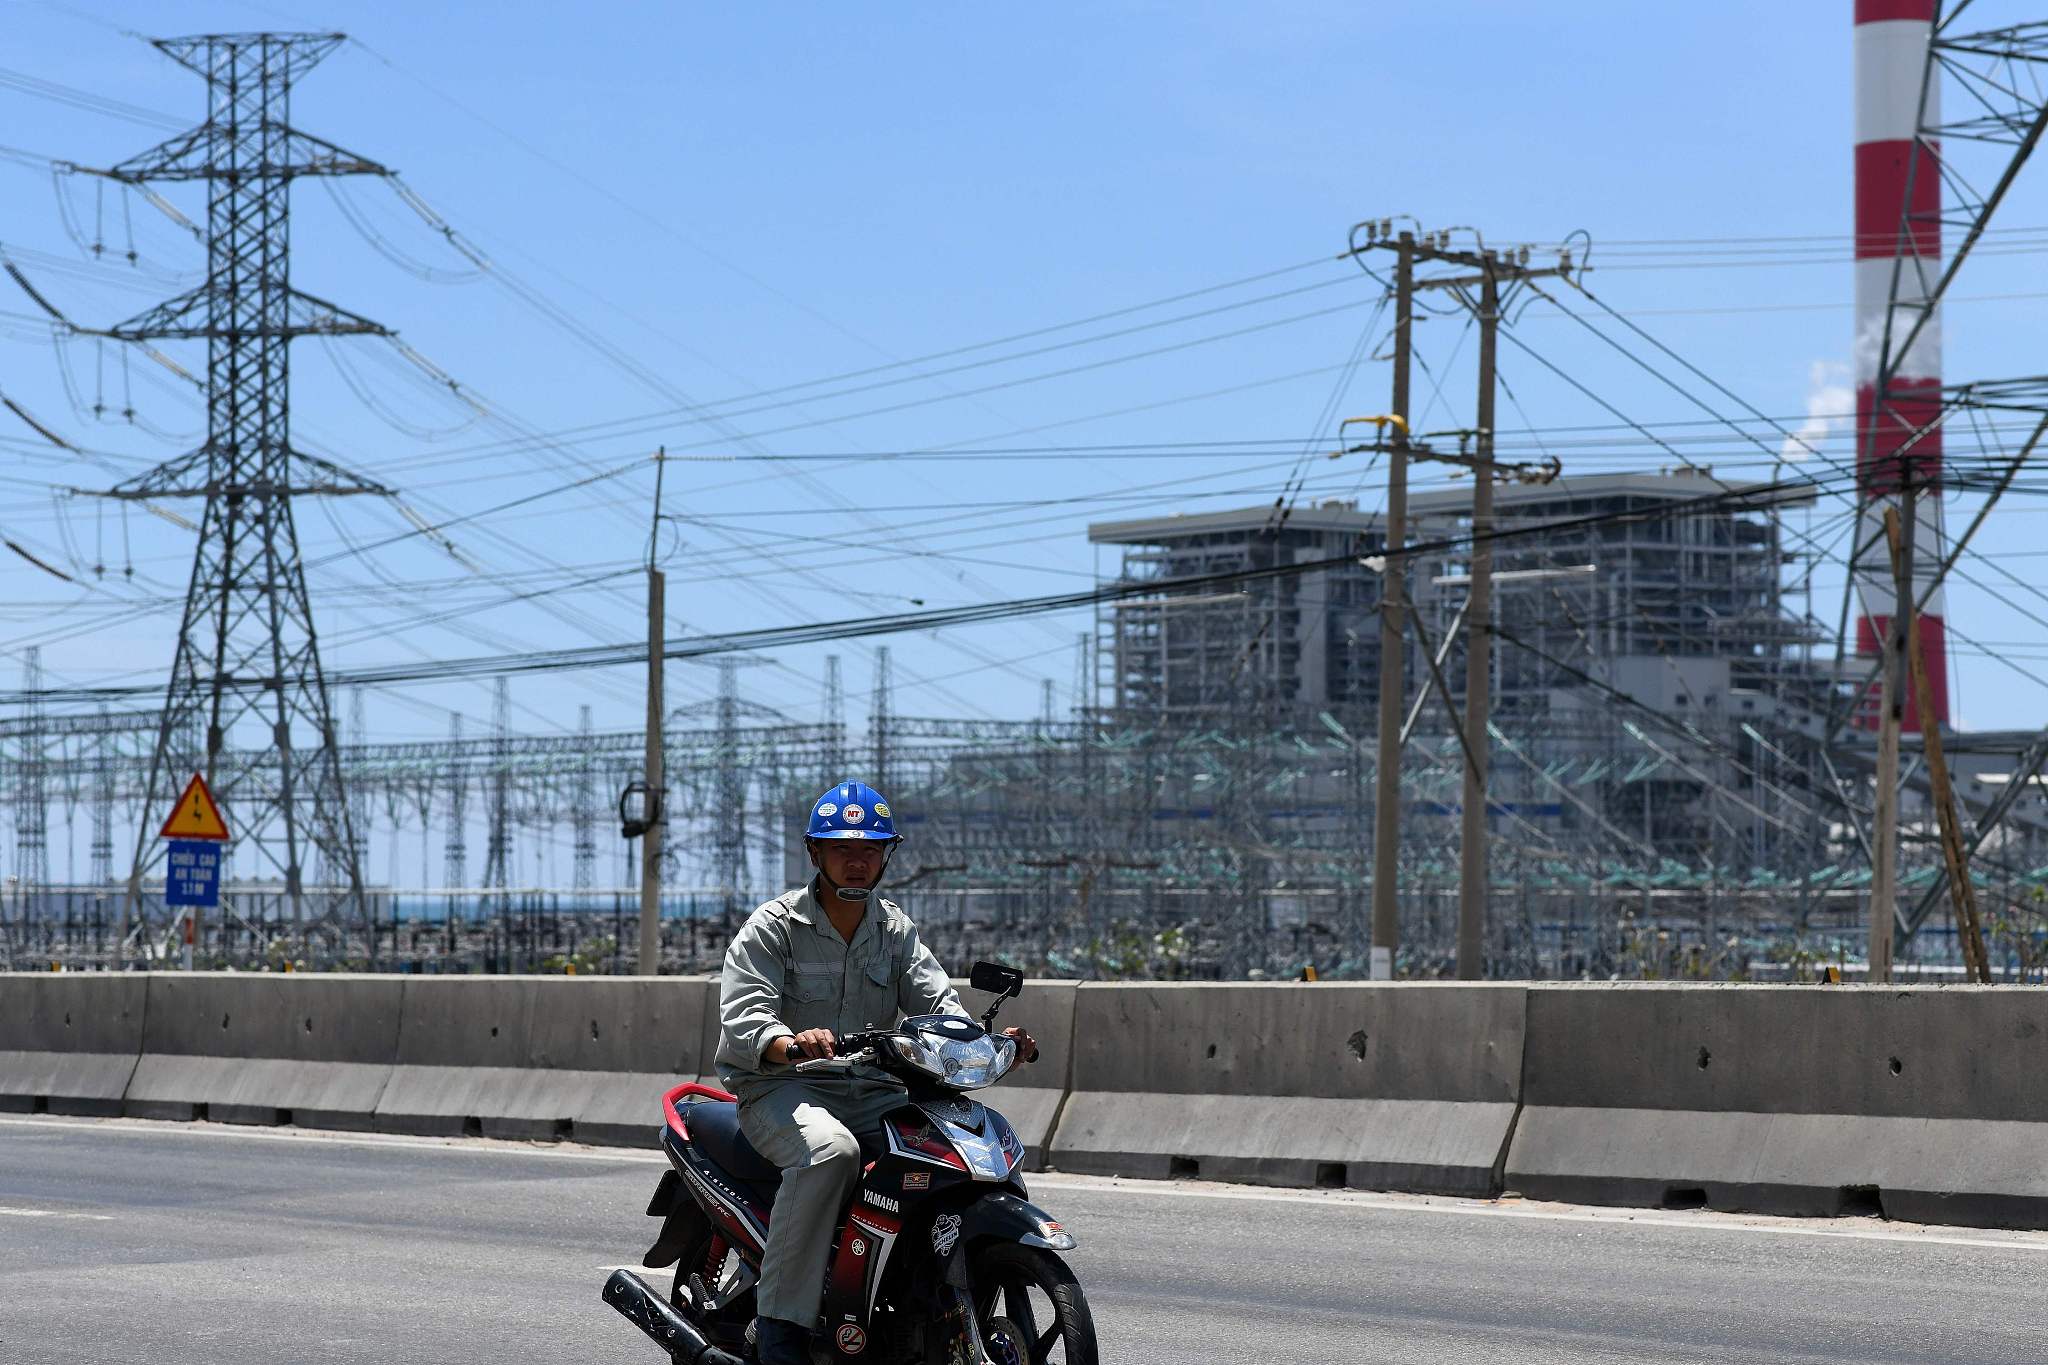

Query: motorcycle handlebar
[{"left": 789, "top": 1045, "right": 878, "bottom": 1074}]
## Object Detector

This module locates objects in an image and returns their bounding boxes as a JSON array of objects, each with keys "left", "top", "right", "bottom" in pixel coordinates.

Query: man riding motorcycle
[{"left": 716, "top": 780, "right": 1038, "bottom": 1365}]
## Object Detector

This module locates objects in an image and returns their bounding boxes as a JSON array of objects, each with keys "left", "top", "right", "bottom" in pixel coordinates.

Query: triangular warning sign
[{"left": 159, "top": 772, "right": 230, "bottom": 841}]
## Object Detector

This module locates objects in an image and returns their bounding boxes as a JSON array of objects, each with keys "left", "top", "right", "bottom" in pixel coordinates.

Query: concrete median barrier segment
[
  {"left": 1504, "top": 984, "right": 2048, "bottom": 1230},
  {"left": 1046, "top": 983, "right": 1526, "bottom": 1195},
  {"left": 15, "top": 972, "right": 2048, "bottom": 1234},
  {"left": 123, "top": 974, "right": 402, "bottom": 1129},
  {"left": 374, "top": 976, "right": 717, "bottom": 1146},
  {"left": 0, "top": 973, "right": 145, "bottom": 1116}
]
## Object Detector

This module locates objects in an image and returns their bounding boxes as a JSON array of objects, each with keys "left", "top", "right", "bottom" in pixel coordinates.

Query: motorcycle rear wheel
[{"left": 971, "top": 1244, "right": 1097, "bottom": 1365}]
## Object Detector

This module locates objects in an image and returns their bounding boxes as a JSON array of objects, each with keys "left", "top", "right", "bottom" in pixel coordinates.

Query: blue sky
[{"left": 3, "top": 0, "right": 2045, "bottom": 746}]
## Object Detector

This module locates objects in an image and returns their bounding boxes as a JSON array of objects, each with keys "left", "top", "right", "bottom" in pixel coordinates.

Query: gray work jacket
[{"left": 715, "top": 882, "right": 965, "bottom": 1085}]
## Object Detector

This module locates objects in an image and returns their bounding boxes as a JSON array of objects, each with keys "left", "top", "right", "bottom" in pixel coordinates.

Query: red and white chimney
[{"left": 1854, "top": 0, "right": 1949, "bottom": 731}]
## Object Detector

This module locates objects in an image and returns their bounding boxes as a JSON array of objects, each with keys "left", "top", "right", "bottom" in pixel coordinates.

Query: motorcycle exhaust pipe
[{"left": 602, "top": 1268, "right": 744, "bottom": 1365}]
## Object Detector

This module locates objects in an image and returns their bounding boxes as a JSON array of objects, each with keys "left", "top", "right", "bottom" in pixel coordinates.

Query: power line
[{"left": 1, "top": 470, "right": 1861, "bottom": 705}]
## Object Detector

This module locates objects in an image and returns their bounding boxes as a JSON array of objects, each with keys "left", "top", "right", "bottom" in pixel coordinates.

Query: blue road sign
[{"left": 165, "top": 838, "right": 221, "bottom": 909}]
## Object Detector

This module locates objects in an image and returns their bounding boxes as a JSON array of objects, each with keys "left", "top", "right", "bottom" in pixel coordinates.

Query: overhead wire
[{"left": 0, "top": 470, "right": 1868, "bottom": 705}]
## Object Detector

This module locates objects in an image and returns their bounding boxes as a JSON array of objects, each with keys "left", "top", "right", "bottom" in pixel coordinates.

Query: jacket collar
[{"left": 789, "top": 879, "right": 878, "bottom": 949}]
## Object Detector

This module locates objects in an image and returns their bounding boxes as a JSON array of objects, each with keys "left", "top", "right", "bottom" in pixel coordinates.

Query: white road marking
[
  {"left": 1030, "top": 1175, "right": 2048, "bottom": 1254},
  {"left": 9, "top": 1114, "right": 2048, "bottom": 1256},
  {"left": 0, "top": 1205, "right": 115, "bottom": 1221},
  {"left": 0, "top": 1114, "right": 667, "bottom": 1164}
]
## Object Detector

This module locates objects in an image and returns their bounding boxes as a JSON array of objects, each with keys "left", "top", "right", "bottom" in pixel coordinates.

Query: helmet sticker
[
  {"left": 843, "top": 804, "right": 866, "bottom": 825},
  {"left": 816, "top": 803, "right": 838, "bottom": 818},
  {"left": 874, "top": 803, "right": 891, "bottom": 818}
]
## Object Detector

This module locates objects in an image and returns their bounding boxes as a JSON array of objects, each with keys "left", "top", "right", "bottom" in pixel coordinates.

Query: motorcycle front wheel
[{"left": 970, "top": 1243, "right": 1097, "bottom": 1365}]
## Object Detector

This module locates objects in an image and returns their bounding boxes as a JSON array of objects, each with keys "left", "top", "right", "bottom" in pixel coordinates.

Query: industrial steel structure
[
  {"left": 68, "top": 33, "right": 391, "bottom": 956},
  {"left": 7, "top": 11, "right": 2048, "bottom": 982}
]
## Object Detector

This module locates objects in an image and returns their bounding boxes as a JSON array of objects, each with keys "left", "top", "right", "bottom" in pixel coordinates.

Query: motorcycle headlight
[
  {"left": 932, "top": 1033, "right": 1015, "bottom": 1089},
  {"left": 885, "top": 1032, "right": 949, "bottom": 1080}
]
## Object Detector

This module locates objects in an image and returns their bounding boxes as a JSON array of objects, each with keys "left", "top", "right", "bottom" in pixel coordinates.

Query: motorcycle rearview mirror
[
  {"left": 971, "top": 960, "right": 1024, "bottom": 998},
  {"left": 971, "top": 960, "right": 1025, "bottom": 1030}
]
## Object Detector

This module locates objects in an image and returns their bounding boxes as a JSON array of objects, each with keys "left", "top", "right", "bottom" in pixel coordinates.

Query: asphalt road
[{"left": 4, "top": 1116, "right": 2048, "bottom": 1363}]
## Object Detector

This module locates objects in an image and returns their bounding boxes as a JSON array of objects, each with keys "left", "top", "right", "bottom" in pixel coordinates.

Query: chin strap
[{"left": 816, "top": 843, "right": 897, "bottom": 904}]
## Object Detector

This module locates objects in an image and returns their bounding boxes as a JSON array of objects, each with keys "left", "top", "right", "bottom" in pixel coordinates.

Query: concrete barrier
[
  {"left": 374, "top": 976, "right": 717, "bottom": 1146},
  {"left": 1047, "top": 983, "right": 1526, "bottom": 1194},
  {"left": 1505, "top": 984, "right": 2048, "bottom": 1230},
  {"left": 0, "top": 973, "right": 145, "bottom": 1116},
  {"left": 123, "top": 974, "right": 402, "bottom": 1129},
  {"left": 26, "top": 971, "right": 2048, "bottom": 1233}
]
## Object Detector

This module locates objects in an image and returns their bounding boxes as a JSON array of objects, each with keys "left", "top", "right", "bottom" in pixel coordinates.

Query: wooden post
[{"left": 1885, "top": 508, "right": 1990, "bottom": 982}]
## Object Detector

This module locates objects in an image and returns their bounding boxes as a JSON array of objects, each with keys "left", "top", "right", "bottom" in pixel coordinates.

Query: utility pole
[
  {"left": 1886, "top": 509, "right": 1989, "bottom": 982},
  {"left": 639, "top": 450, "right": 667, "bottom": 976},
  {"left": 1369, "top": 231, "right": 1415, "bottom": 981},
  {"left": 1347, "top": 224, "right": 1574, "bottom": 980},
  {"left": 1869, "top": 475, "right": 1918, "bottom": 985},
  {"left": 1460, "top": 259, "right": 1501, "bottom": 980}
]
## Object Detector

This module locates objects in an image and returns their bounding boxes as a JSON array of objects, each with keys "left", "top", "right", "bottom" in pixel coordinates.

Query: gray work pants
[{"left": 734, "top": 1072, "right": 909, "bottom": 1328}]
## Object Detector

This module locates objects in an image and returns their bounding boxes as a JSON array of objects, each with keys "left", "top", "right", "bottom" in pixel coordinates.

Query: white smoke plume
[{"left": 1780, "top": 360, "right": 1854, "bottom": 463}]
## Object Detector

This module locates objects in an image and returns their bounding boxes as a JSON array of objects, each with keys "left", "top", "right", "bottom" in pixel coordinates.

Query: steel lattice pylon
[{"left": 96, "top": 34, "right": 393, "bottom": 957}]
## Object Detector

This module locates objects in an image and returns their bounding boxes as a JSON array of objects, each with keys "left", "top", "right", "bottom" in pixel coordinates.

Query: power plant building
[{"left": 1089, "top": 467, "right": 1824, "bottom": 732}]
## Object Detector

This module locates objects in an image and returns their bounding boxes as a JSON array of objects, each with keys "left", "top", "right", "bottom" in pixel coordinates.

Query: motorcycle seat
[
  {"left": 685, "top": 1101, "right": 785, "bottom": 1185},
  {"left": 684, "top": 1100, "right": 892, "bottom": 1187}
]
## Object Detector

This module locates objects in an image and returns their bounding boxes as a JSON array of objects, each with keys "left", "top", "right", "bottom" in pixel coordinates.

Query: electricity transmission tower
[
  {"left": 822, "top": 655, "right": 845, "bottom": 779},
  {"left": 443, "top": 712, "right": 468, "bottom": 892},
  {"left": 483, "top": 677, "right": 512, "bottom": 915},
  {"left": 79, "top": 34, "right": 391, "bottom": 957},
  {"left": 871, "top": 647, "right": 895, "bottom": 792},
  {"left": 16, "top": 648, "right": 49, "bottom": 946},
  {"left": 573, "top": 705, "right": 597, "bottom": 894}
]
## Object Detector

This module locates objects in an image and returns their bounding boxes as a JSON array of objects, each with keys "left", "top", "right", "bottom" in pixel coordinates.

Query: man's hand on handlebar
[
  {"left": 1002, "top": 1026, "right": 1039, "bottom": 1064},
  {"left": 775, "top": 1029, "right": 838, "bottom": 1064}
]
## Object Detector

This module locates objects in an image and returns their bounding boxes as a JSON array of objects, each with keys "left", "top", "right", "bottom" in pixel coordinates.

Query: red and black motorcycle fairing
[
  {"left": 819, "top": 1097, "right": 1024, "bottom": 1350},
  {"left": 648, "top": 1079, "right": 1076, "bottom": 1361}
]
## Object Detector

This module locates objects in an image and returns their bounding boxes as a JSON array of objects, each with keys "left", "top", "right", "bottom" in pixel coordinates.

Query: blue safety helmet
[{"left": 804, "top": 780, "right": 901, "bottom": 843}]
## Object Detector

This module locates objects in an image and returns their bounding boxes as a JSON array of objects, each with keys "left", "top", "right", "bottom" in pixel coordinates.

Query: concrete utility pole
[
  {"left": 1348, "top": 225, "right": 1573, "bottom": 980},
  {"left": 1460, "top": 260, "right": 1501, "bottom": 980},
  {"left": 1369, "top": 231, "right": 1415, "bottom": 982},
  {"left": 638, "top": 452, "right": 667, "bottom": 976}
]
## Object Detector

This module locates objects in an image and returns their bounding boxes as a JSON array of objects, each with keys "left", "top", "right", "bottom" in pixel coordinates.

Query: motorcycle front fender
[{"left": 955, "top": 1189, "right": 1078, "bottom": 1253}]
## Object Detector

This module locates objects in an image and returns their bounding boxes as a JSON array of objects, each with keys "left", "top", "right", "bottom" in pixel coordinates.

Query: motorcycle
[{"left": 602, "top": 961, "right": 1097, "bottom": 1365}]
